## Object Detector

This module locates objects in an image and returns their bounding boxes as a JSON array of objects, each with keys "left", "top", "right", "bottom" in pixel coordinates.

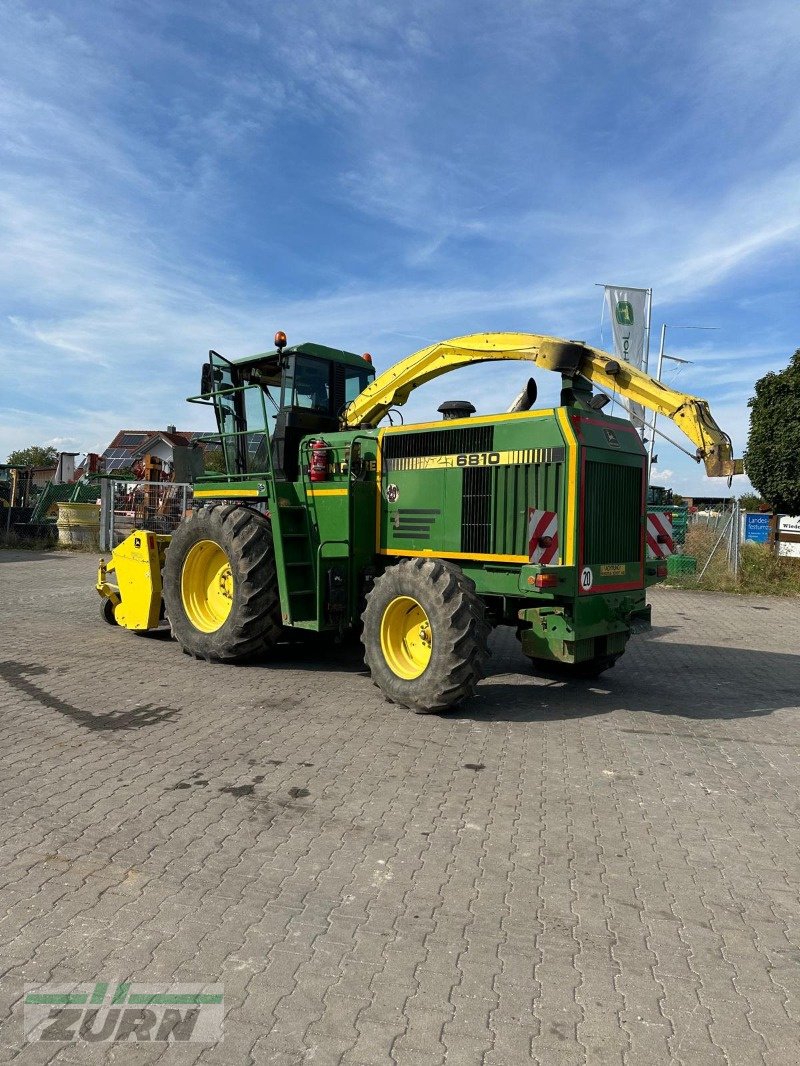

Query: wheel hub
[
  {"left": 380, "top": 596, "right": 433, "bottom": 680},
  {"left": 180, "top": 540, "right": 234, "bottom": 633}
]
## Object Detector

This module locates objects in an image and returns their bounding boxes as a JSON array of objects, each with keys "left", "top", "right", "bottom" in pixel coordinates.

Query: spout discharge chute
[{"left": 343, "top": 331, "right": 742, "bottom": 479}]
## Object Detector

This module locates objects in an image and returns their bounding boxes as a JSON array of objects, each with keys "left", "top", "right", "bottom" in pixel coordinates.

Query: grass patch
[
  {"left": 0, "top": 529, "right": 57, "bottom": 552},
  {"left": 668, "top": 524, "right": 800, "bottom": 596},
  {"left": 0, "top": 528, "right": 100, "bottom": 552}
]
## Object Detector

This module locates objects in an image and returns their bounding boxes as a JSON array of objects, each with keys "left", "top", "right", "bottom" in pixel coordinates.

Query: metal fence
[{"left": 100, "top": 480, "right": 193, "bottom": 551}]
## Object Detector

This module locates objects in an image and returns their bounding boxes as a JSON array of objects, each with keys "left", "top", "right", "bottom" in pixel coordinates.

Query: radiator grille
[
  {"left": 583, "top": 461, "right": 643, "bottom": 564},
  {"left": 383, "top": 425, "right": 494, "bottom": 462},
  {"left": 461, "top": 467, "right": 492, "bottom": 554}
]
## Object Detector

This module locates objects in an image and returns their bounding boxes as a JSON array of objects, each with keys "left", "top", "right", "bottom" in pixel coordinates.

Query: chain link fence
[
  {"left": 666, "top": 501, "right": 800, "bottom": 593},
  {"left": 100, "top": 480, "right": 193, "bottom": 550}
]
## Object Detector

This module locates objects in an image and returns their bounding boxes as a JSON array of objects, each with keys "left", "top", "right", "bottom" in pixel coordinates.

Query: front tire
[
  {"left": 362, "top": 558, "right": 490, "bottom": 713},
  {"left": 163, "top": 504, "right": 281, "bottom": 662}
]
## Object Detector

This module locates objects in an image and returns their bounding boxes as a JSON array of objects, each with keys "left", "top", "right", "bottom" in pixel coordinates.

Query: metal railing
[{"left": 100, "top": 480, "right": 193, "bottom": 551}]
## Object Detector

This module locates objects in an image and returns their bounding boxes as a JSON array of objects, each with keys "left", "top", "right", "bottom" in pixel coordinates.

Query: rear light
[
  {"left": 656, "top": 563, "right": 667, "bottom": 577},
  {"left": 534, "top": 574, "right": 559, "bottom": 589}
]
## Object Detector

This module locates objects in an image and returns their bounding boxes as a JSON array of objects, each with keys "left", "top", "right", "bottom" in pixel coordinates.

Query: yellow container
[{"left": 56, "top": 502, "right": 101, "bottom": 546}]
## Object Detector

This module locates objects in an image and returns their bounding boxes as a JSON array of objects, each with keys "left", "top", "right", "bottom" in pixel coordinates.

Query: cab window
[
  {"left": 293, "top": 357, "right": 330, "bottom": 412},
  {"left": 345, "top": 366, "right": 373, "bottom": 404}
]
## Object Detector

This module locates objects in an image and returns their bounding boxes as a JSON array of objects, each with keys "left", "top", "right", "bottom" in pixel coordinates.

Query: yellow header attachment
[{"left": 343, "top": 331, "right": 743, "bottom": 479}]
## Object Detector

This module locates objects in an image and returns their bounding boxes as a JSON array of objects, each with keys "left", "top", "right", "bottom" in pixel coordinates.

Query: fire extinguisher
[{"left": 309, "top": 439, "right": 329, "bottom": 482}]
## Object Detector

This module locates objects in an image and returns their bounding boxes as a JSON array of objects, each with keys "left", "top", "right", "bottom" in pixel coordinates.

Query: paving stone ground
[{"left": 1, "top": 549, "right": 799, "bottom": 1064}]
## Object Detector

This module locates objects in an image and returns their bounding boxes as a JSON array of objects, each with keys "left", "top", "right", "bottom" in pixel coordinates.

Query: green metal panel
[
  {"left": 378, "top": 413, "right": 567, "bottom": 561},
  {"left": 491, "top": 461, "right": 562, "bottom": 557}
]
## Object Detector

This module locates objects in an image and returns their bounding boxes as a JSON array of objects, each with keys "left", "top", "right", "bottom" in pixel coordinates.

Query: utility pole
[{"left": 646, "top": 324, "right": 718, "bottom": 473}]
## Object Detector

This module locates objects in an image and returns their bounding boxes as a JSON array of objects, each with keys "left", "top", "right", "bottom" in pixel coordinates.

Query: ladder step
[
  {"left": 290, "top": 589, "right": 315, "bottom": 597},
  {"left": 286, "top": 561, "right": 312, "bottom": 569},
  {"left": 282, "top": 533, "right": 308, "bottom": 539}
]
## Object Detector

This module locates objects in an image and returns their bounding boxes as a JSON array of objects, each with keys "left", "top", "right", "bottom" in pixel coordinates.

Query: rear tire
[
  {"left": 362, "top": 558, "right": 490, "bottom": 713},
  {"left": 163, "top": 504, "right": 282, "bottom": 662}
]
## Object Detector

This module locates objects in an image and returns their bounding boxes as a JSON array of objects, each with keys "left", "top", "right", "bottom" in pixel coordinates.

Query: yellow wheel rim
[
  {"left": 380, "top": 596, "right": 432, "bottom": 680},
  {"left": 181, "top": 540, "right": 234, "bottom": 633}
]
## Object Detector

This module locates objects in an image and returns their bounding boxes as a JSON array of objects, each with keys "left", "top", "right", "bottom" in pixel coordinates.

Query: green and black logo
[{"left": 615, "top": 301, "right": 634, "bottom": 326}]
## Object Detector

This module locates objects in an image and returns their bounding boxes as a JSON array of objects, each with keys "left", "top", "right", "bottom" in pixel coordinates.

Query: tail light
[
  {"left": 656, "top": 563, "right": 667, "bottom": 578},
  {"left": 534, "top": 574, "right": 559, "bottom": 589}
]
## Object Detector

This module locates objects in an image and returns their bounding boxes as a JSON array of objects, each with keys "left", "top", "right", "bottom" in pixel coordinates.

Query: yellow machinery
[
  {"left": 97, "top": 530, "right": 170, "bottom": 630},
  {"left": 344, "top": 332, "right": 743, "bottom": 479}
]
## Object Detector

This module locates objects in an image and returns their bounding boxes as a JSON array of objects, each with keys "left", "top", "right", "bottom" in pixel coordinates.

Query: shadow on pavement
[
  {"left": 463, "top": 642, "right": 800, "bottom": 724},
  {"left": 0, "top": 550, "right": 67, "bottom": 564},
  {"left": 0, "top": 660, "right": 180, "bottom": 731}
]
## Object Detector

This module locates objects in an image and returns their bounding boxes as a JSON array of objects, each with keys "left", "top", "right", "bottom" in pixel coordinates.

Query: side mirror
[{"left": 200, "top": 363, "right": 214, "bottom": 395}]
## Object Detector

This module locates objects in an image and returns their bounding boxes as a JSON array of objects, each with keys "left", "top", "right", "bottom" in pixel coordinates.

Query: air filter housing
[{"left": 437, "top": 400, "right": 476, "bottom": 421}]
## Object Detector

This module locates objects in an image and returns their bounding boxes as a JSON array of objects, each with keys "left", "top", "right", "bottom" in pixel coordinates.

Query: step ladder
[{"left": 271, "top": 499, "right": 318, "bottom": 625}]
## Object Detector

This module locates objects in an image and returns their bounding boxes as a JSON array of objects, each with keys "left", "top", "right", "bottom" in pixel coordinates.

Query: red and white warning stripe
[
  {"left": 646, "top": 511, "right": 674, "bottom": 560},
  {"left": 528, "top": 508, "right": 559, "bottom": 564}
]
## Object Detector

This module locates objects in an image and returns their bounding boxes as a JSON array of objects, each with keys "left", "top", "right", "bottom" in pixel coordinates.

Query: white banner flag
[{"left": 603, "top": 286, "right": 650, "bottom": 431}]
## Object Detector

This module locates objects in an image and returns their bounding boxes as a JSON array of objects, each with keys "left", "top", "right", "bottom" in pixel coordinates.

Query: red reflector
[
  {"left": 534, "top": 574, "right": 559, "bottom": 588},
  {"left": 657, "top": 563, "right": 667, "bottom": 577}
]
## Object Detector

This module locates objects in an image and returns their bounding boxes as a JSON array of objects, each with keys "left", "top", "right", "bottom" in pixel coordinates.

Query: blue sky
[{"left": 1, "top": 0, "right": 798, "bottom": 495}]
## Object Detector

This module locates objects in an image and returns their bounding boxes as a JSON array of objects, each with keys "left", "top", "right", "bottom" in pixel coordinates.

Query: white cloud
[{"left": 0, "top": 0, "right": 798, "bottom": 481}]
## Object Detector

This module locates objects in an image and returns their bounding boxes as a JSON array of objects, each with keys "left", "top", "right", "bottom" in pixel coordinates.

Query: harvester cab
[
  {"left": 97, "top": 329, "right": 742, "bottom": 715},
  {"left": 198, "top": 337, "right": 374, "bottom": 481}
]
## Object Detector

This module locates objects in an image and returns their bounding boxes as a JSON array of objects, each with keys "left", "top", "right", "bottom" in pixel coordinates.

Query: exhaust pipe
[{"left": 507, "top": 377, "right": 537, "bottom": 413}]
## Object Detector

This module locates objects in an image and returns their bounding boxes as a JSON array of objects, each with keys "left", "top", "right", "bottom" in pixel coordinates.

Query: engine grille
[
  {"left": 383, "top": 425, "right": 494, "bottom": 462},
  {"left": 582, "top": 460, "right": 643, "bottom": 564}
]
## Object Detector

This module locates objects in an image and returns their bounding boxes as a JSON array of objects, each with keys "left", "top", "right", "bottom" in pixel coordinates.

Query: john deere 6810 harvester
[{"left": 97, "top": 332, "right": 740, "bottom": 712}]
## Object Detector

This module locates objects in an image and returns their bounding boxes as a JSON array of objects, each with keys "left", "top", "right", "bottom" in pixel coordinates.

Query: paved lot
[{"left": 1, "top": 550, "right": 800, "bottom": 1064}]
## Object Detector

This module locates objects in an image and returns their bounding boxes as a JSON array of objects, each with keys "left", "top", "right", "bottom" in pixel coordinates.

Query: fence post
[
  {"left": 730, "top": 500, "right": 740, "bottom": 575},
  {"left": 99, "top": 478, "right": 110, "bottom": 553}
]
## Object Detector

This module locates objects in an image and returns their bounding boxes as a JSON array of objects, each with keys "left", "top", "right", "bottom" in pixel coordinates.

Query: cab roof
[{"left": 232, "top": 342, "right": 371, "bottom": 372}]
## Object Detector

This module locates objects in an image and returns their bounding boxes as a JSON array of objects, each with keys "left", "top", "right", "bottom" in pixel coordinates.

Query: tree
[
  {"left": 745, "top": 349, "right": 800, "bottom": 514},
  {"left": 738, "top": 492, "right": 768, "bottom": 512},
  {"left": 7, "top": 445, "right": 58, "bottom": 467},
  {"left": 202, "top": 447, "right": 226, "bottom": 473}
]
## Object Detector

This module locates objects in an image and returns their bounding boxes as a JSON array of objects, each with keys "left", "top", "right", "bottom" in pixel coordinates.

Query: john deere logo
[{"left": 615, "top": 302, "right": 634, "bottom": 325}]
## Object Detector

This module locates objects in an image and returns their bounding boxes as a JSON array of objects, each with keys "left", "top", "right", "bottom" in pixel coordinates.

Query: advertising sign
[
  {"left": 778, "top": 515, "right": 800, "bottom": 558},
  {"left": 744, "top": 512, "right": 772, "bottom": 544},
  {"left": 603, "top": 286, "right": 650, "bottom": 431}
]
